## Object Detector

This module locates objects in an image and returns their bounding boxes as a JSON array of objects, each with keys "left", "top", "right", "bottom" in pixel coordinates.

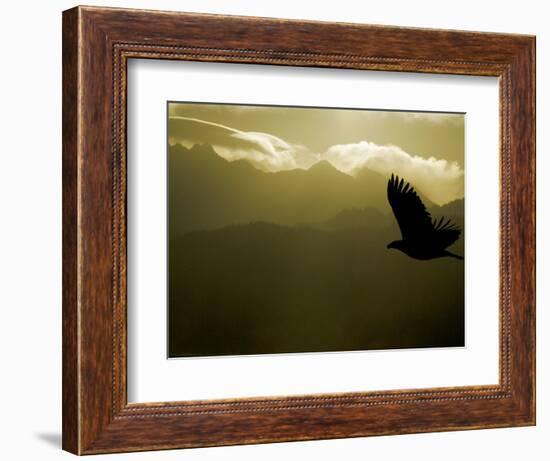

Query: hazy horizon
[{"left": 168, "top": 102, "right": 464, "bottom": 205}]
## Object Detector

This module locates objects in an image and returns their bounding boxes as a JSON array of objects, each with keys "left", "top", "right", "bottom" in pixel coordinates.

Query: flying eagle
[{"left": 386, "top": 174, "right": 463, "bottom": 260}]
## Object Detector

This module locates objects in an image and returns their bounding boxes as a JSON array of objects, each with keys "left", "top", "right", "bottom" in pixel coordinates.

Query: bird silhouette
[{"left": 386, "top": 174, "right": 463, "bottom": 260}]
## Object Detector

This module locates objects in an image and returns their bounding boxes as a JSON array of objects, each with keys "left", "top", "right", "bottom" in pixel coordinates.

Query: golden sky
[{"left": 168, "top": 102, "right": 464, "bottom": 205}]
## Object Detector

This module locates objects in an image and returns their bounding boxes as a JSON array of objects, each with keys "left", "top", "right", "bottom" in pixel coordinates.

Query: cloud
[
  {"left": 324, "top": 141, "right": 463, "bottom": 205},
  {"left": 371, "top": 110, "right": 464, "bottom": 126},
  {"left": 168, "top": 116, "right": 463, "bottom": 205},
  {"left": 168, "top": 116, "right": 318, "bottom": 171},
  {"left": 397, "top": 112, "right": 464, "bottom": 125}
]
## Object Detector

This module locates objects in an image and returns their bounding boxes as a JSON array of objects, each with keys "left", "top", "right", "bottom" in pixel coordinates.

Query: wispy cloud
[
  {"left": 169, "top": 116, "right": 463, "bottom": 205},
  {"left": 393, "top": 111, "right": 464, "bottom": 125},
  {"left": 169, "top": 116, "right": 318, "bottom": 171}
]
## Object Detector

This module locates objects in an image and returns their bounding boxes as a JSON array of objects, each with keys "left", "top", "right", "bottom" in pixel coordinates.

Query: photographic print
[{"left": 167, "top": 102, "right": 465, "bottom": 358}]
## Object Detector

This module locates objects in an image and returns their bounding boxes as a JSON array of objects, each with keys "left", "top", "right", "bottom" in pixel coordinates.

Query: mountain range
[
  {"left": 168, "top": 142, "right": 465, "bottom": 357},
  {"left": 168, "top": 143, "right": 461, "bottom": 236}
]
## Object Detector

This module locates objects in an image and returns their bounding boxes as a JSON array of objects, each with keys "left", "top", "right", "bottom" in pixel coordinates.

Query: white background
[
  {"left": 0, "top": 1, "right": 546, "bottom": 460},
  {"left": 128, "top": 61, "right": 499, "bottom": 402}
]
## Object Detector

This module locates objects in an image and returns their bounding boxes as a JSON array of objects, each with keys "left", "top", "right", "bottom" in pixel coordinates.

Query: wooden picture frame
[{"left": 62, "top": 5, "right": 535, "bottom": 455}]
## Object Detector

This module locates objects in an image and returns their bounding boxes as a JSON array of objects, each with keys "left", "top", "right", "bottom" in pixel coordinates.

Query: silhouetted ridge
[
  {"left": 322, "top": 207, "right": 387, "bottom": 231},
  {"left": 308, "top": 160, "right": 340, "bottom": 173},
  {"left": 169, "top": 217, "right": 465, "bottom": 356},
  {"left": 169, "top": 143, "right": 390, "bottom": 234}
]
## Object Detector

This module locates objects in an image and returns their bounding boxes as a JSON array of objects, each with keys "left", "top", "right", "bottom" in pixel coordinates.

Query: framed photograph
[
  {"left": 165, "top": 102, "right": 466, "bottom": 360},
  {"left": 62, "top": 6, "right": 535, "bottom": 455}
]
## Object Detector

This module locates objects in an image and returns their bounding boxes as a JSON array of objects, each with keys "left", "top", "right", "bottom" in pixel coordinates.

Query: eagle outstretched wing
[
  {"left": 431, "top": 216, "right": 461, "bottom": 249},
  {"left": 387, "top": 174, "right": 461, "bottom": 249}
]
